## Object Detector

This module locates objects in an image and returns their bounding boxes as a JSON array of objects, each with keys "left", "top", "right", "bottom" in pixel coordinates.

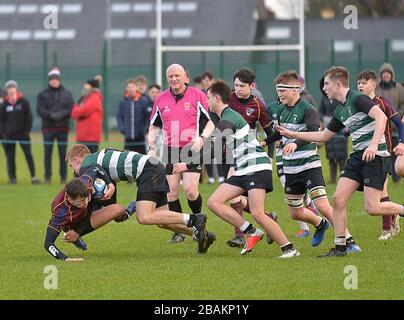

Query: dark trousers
[
  {"left": 78, "top": 142, "right": 99, "bottom": 153},
  {"left": 329, "top": 159, "right": 347, "bottom": 183},
  {"left": 390, "top": 137, "right": 401, "bottom": 183},
  {"left": 43, "top": 131, "right": 68, "bottom": 181},
  {"left": 2, "top": 139, "right": 36, "bottom": 181},
  {"left": 125, "top": 137, "right": 146, "bottom": 154}
]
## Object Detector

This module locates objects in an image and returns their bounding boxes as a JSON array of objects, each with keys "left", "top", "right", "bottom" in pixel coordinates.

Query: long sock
[
  {"left": 169, "top": 199, "right": 183, "bottom": 213},
  {"left": 334, "top": 236, "right": 346, "bottom": 252},
  {"left": 231, "top": 200, "right": 244, "bottom": 237},
  {"left": 240, "top": 221, "right": 256, "bottom": 235},
  {"left": 381, "top": 196, "right": 392, "bottom": 231},
  {"left": 280, "top": 242, "right": 293, "bottom": 252},
  {"left": 188, "top": 194, "right": 202, "bottom": 214}
]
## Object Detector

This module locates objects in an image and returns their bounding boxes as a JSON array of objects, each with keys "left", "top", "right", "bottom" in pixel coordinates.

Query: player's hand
[
  {"left": 393, "top": 142, "right": 404, "bottom": 156},
  {"left": 63, "top": 230, "right": 80, "bottom": 243},
  {"left": 260, "top": 141, "right": 267, "bottom": 147},
  {"left": 102, "top": 183, "right": 115, "bottom": 200},
  {"left": 276, "top": 125, "right": 294, "bottom": 138},
  {"left": 191, "top": 136, "right": 204, "bottom": 152},
  {"left": 65, "top": 257, "right": 84, "bottom": 262},
  {"left": 362, "top": 144, "right": 377, "bottom": 162},
  {"left": 283, "top": 143, "right": 297, "bottom": 156},
  {"left": 173, "top": 163, "right": 188, "bottom": 174},
  {"left": 147, "top": 145, "right": 157, "bottom": 157}
]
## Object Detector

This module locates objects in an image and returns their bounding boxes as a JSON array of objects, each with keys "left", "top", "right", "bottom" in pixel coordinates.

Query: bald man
[{"left": 148, "top": 64, "right": 216, "bottom": 243}]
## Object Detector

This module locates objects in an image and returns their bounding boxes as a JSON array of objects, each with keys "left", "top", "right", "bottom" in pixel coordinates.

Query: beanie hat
[
  {"left": 86, "top": 75, "right": 103, "bottom": 89},
  {"left": 5, "top": 80, "right": 18, "bottom": 89},
  {"left": 48, "top": 67, "right": 61, "bottom": 80}
]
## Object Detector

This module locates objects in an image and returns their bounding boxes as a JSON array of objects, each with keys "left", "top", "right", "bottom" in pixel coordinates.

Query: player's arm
[
  {"left": 93, "top": 164, "right": 115, "bottom": 199},
  {"left": 147, "top": 100, "right": 163, "bottom": 156},
  {"left": 392, "top": 114, "right": 404, "bottom": 155},
  {"left": 277, "top": 123, "right": 336, "bottom": 142},
  {"left": 44, "top": 226, "right": 69, "bottom": 261},
  {"left": 355, "top": 95, "right": 387, "bottom": 161},
  {"left": 174, "top": 120, "right": 233, "bottom": 173},
  {"left": 293, "top": 108, "right": 321, "bottom": 147}
]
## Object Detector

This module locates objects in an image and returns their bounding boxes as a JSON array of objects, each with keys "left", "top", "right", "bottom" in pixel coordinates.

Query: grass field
[{"left": 0, "top": 133, "right": 403, "bottom": 300}]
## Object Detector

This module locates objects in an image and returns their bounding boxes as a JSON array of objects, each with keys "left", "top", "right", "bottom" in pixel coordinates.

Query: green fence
[{"left": 1, "top": 39, "right": 403, "bottom": 140}]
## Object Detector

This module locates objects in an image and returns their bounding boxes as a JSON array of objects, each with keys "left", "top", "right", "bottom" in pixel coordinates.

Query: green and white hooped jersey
[
  {"left": 219, "top": 107, "right": 272, "bottom": 176},
  {"left": 330, "top": 90, "right": 389, "bottom": 157},
  {"left": 276, "top": 100, "right": 321, "bottom": 174},
  {"left": 81, "top": 149, "right": 151, "bottom": 182},
  {"left": 267, "top": 101, "right": 284, "bottom": 167}
]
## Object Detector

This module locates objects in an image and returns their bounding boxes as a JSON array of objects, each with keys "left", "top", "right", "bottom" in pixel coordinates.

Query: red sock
[{"left": 381, "top": 196, "right": 392, "bottom": 231}]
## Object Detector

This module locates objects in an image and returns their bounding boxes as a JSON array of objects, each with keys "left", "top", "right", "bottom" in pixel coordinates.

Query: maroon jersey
[
  {"left": 229, "top": 92, "right": 271, "bottom": 129},
  {"left": 373, "top": 95, "right": 398, "bottom": 153},
  {"left": 48, "top": 175, "right": 93, "bottom": 233}
]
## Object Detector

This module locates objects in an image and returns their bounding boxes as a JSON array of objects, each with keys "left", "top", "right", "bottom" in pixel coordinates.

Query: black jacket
[
  {"left": 37, "top": 85, "right": 74, "bottom": 131},
  {"left": 0, "top": 93, "right": 33, "bottom": 139}
]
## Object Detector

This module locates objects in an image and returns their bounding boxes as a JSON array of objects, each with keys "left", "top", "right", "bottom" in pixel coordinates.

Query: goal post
[{"left": 155, "top": 0, "right": 305, "bottom": 85}]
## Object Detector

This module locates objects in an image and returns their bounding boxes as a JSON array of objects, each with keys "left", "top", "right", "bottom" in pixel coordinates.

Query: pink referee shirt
[{"left": 150, "top": 86, "right": 211, "bottom": 148}]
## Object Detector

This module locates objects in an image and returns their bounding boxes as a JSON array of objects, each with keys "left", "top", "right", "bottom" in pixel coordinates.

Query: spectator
[
  {"left": 319, "top": 76, "right": 348, "bottom": 183},
  {"left": 376, "top": 63, "right": 404, "bottom": 183},
  {"left": 117, "top": 79, "right": 149, "bottom": 154},
  {"left": 299, "top": 75, "right": 317, "bottom": 107},
  {"left": 251, "top": 82, "right": 267, "bottom": 105},
  {"left": 134, "top": 75, "right": 149, "bottom": 95},
  {"left": 0, "top": 86, "right": 5, "bottom": 104},
  {"left": 0, "top": 80, "right": 39, "bottom": 184},
  {"left": 71, "top": 76, "right": 103, "bottom": 153},
  {"left": 146, "top": 84, "right": 161, "bottom": 121},
  {"left": 201, "top": 71, "right": 215, "bottom": 92},
  {"left": 135, "top": 75, "right": 153, "bottom": 123},
  {"left": 37, "top": 67, "right": 74, "bottom": 184},
  {"left": 193, "top": 76, "right": 204, "bottom": 91}
]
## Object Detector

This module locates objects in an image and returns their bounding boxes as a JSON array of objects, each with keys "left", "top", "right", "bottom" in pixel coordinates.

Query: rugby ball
[{"left": 93, "top": 178, "right": 107, "bottom": 200}]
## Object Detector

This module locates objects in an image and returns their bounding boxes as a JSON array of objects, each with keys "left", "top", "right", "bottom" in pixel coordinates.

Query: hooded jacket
[
  {"left": 376, "top": 63, "right": 404, "bottom": 136},
  {"left": 37, "top": 85, "right": 74, "bottom": 132},
  {"left": 71, "top": 90, "right": 103, "bottom": 142},
  {"left": 116, "top": 91, "right": 149, "bottom": 139},
  {"left": 0, "top": 92, "right": 32, "bottom": 139}
]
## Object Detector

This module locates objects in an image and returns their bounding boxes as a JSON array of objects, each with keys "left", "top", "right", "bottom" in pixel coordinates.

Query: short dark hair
[
  {"left": 324, "top": 66, "right": 349, "bottom": 87},
  {"left": 201, "top": 71, "right": 214, "bottom": 80},
  {"left": 66, "top": 178, "right": 89, "bottom": 199},
  {"left": 193, "top": 76, "right": 202, "bottom": 84},
  {"left": 275, "top": 70, "right": 300, "bottom": 85},
  {"left": 233, "top": 68, "right": 255, "bottom": 84},
  {"left": 148, "top": 84, "right": 161, "bottom": 91},
  {"left": 357, "top": 70, "right": 377, "bottom": 82},
  {"left": 208, "top": 80, "right": 231, "bottom": 104}
]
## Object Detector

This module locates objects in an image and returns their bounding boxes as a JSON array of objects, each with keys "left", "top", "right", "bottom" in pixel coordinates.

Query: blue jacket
[{"left": 116, "top": 95, "right": 149, "bottom": 139}]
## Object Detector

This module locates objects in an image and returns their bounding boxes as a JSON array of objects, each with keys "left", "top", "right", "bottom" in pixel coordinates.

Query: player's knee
[
  {"left": 364, "top": 203, "right": 380, "bottom": 216},
  {"left": 332, "top": 194, "right": 346, "bottom": 210},
  {"left": 207, "top": 196, "right": 217, "bottom": 212},
  {"left": 136, "top": 212, "right": 151, "bottom": 225},
  {"left": 184, "top": 187, "right": 198, "bottom": 200},
  {"left": 111, "top": 204, "right": 125, "bottom": 216},
  {"left": 167, "top": 189, "right": 179, "bottom": 201}
]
